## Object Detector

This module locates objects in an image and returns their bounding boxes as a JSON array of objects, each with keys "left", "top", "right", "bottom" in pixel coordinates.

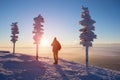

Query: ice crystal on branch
[
  {"left": 33, "top": 15, "right": 44, "bottom": 44},
  {"left": 79, "top": 6, "right": 96, "bottom": 47}
]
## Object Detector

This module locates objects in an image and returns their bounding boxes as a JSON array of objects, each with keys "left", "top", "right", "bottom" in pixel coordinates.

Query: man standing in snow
[{"left": 51, "top": 37, "right": 61, "bottom": 64}]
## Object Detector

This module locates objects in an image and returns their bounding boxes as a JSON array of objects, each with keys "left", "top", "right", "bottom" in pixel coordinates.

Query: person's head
[{"left": 54, "top": 37, "right": 57, "bottom": 41}]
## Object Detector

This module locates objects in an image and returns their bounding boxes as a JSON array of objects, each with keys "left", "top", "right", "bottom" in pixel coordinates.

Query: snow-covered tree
[
  {"left": 79, "top": 6, "right": 97, "bottom": 71},
  {"left": 10, "top": 22, "right": 19, "bottom": 54},
  {"left": 33, "top": 15, "right": 44, "bottom": 60}
]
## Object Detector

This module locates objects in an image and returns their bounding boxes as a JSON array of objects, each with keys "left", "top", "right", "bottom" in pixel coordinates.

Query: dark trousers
[{"left": 53, "top": 50, "right": 58, "bottom": 64}]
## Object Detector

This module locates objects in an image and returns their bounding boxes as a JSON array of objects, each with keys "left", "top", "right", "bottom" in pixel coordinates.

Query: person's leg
[
  {"left": 53, "top": 51, "right": 58, "bottom": 64},
  {"left": 56, "top": 52, "right": 58, "bottom": 64},
  {"left": 55, "top": 52, "right": 57, "bottom": 64},
  {"left": 53, "top": 52, "right": 56, "bottom": 64}
]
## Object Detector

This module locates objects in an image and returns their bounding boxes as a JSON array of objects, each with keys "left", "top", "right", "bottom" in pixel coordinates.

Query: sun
[{"left": 40, "top": 37, "right": 49, "bottom": 47}]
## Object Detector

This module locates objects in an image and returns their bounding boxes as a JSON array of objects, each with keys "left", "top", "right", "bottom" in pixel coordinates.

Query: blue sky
[{"left": 0, "top": 0, "right": 120, "bottom": 47}]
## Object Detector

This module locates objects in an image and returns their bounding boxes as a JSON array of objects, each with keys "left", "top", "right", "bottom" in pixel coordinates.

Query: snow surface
[{"left": 0, "top": 52, "right": 120, "bottom": 80}]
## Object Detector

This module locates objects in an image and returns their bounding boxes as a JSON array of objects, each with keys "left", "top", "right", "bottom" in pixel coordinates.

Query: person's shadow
[{"left": 54, "top": 65, "right": 69, "bottom": 80}]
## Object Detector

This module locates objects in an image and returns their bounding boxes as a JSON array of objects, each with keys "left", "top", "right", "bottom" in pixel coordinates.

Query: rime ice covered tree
[
  {"left": 33, "top": 15, "right": 44, "bottom": 60},
  {"left": 11, "top": 22, "right": 19, "bottom": 54},
  {"left": 79, "top": 6, "right": 97, "bottom": 70}
]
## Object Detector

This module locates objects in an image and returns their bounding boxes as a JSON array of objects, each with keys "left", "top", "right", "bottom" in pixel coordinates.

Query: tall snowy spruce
[
  {"left": 79, "top": 6, "right": 97, "bottom": 71},
  {"left": 33, "top": 15, "right": 44, "bottom": 60},
  {"left": 10, "top": 22, "right": 19, "bottom": 54}
]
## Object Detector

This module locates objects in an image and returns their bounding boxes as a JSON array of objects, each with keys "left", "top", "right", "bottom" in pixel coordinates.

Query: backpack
[{"left": 58, "top": 42, "right": 61, "bottom": 50}]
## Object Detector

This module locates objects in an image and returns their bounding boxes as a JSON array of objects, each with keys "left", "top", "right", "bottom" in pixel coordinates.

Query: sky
[{"left": 0, "top": 0, "right": 120, "bottom": 47}]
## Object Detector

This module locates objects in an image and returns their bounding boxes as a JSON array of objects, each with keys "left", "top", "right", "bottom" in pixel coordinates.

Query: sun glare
[{"left": 40, "top": 37, "right": 49, "bottom": 47}]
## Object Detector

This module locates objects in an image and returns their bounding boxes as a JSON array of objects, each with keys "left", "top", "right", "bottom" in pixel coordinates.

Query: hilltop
[{"left": 0, "top": 52, "right": 120, "bottom": 80}]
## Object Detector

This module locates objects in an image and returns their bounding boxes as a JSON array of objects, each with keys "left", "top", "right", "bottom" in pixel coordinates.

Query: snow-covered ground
[{"left": 0, "top": 52, "right": 120, "bottom": 80}]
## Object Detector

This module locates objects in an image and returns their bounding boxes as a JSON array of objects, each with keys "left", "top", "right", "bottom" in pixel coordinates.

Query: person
[{"left": 51, "top": 37, "right": 61, "bottom": 64}]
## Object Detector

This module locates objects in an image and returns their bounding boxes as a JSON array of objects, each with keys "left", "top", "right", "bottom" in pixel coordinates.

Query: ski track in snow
[{"left": 0, "top": 53, "right": 120, "bottom": 80}]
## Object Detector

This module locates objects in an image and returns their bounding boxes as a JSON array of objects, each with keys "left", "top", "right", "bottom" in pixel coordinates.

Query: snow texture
[{"left": 0, "top": 52, "right": 120, "bottom": 80}]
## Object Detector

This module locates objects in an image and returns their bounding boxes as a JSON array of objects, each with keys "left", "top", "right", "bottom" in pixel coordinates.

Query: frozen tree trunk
[
  {"left": 86, "top": 46, "right": 88, "bottom": 71},
  {"left": 36, "top": 44, "right": 39, "bottom": 60},
  {"left": 13, "top": 42, "right": 15, "bottom": 54}
]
